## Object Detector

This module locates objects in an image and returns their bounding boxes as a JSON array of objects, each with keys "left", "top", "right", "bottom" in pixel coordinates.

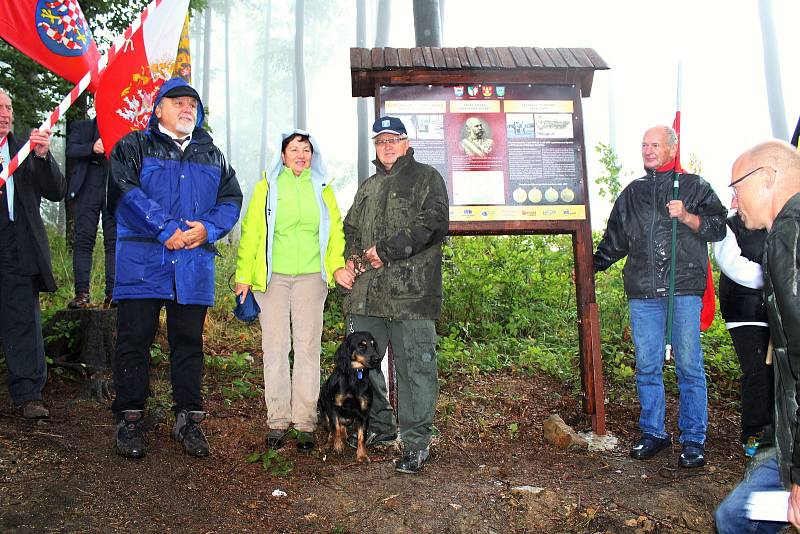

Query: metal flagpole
[{"left": 665, "top": 61, "right": 683, "bottom": 362}]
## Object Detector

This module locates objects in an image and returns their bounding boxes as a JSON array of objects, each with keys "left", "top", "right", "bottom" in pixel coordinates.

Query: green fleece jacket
[{"left": 235, "top": 171, "right": 345, "bottom": 291}]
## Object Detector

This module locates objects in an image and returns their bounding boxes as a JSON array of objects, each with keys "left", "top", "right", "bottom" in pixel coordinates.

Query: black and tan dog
[{"left": 318, "top": 331, "right": 382, "bottom": 462}]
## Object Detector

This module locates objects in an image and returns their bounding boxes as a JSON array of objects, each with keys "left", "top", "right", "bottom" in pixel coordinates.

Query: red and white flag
[
  {"left": 0, "top": 0, "right": 101, "bottom": 90},
  {"left": 672, "top": 72, "right": 715, "bottom": 331},
  {"left": 94, "top": 0, "right": 190, "bottom": 155}
]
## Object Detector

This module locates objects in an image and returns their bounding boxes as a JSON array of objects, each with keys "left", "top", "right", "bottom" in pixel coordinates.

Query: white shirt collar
[{"left": 158, "top": 124, "right": 192, "bottom": 150}]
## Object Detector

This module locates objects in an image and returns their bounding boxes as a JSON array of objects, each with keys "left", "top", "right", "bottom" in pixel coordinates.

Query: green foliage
[
  {"left": 149, "top": 344, "right": 168, "bottom": 367},
  {"left": 594, "top": 142, "right": 623, "bottom": 200},
  {"left": 507, "top": 422, "right": 519, "bottom": 440},
  {"left": 439, "top": 234, "right": 581, "bottom": 382},
  {"left": 43, "top": 319, "right": 80, "bottom": 352},
  {"left": 38, "top": 201, "right": 742, "bottom": 411},
  {"left": 205, "top": 350, "right": 262, "bottom": 404},
  {"left": 205, "top": 350, "right": 253, "bottom": 373},
  {"left": 245, "top": 448, "right": 294, "bottom": 476}
]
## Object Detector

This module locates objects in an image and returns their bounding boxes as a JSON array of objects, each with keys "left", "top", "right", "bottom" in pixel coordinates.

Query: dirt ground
[{"left": 0, "top": 362, "right": 750, "bottom": 534}]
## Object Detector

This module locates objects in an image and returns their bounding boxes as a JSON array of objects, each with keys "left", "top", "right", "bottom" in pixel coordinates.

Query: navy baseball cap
[
  {"left": 162, "top": 84, "right": 200, "bottom": 101},
  {"left": 372, "top": 116, "right": 407, "bottom": 138}
]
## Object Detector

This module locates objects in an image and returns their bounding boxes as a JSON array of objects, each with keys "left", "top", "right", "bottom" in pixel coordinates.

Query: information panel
[{"left": 380, "top": 84, "right": 586, "bottom": 222}]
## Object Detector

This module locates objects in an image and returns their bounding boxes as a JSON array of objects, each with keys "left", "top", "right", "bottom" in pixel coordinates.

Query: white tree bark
[
  {"left": 759, "top": 0, "right": 787, "bottom": 140},
  {"left": 294, "top": 0, "right": 307, "bottom": 130}
]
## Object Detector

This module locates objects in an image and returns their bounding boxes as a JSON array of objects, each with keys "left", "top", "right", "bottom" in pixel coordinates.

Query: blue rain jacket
[{"left": 108, "top": 77, "right": 243, "bottom": 305}]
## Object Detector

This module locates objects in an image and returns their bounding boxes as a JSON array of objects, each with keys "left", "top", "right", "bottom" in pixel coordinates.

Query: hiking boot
[
  {"left": 630, "top": 434, "right": 670, "bottom": 460},
  {"left": 347, "top": 430, "right": 398, "bottom": 449},
  {"left": 116, "top": 410, "right": 146, "bottom": 459},
  {"left": 679, "top": 441, "right": 706, "bottom": 468},
  {"left": 172, "top": 410, "right": 210, "bottom": 458},
  {"left": 67, "top": 292, "right": 91, "bottom": 309},
  {"left": 266, "top": 428, "right": 290, "bottom": 449},
  {"left": 17, "top": 400, "right": 49, "bottom": 419},
  {"left": 394, "top": 448, "right": 430, "bottom": 474},
  {"left": 296, "top": 431, "right": 315, "bottom": 453}
]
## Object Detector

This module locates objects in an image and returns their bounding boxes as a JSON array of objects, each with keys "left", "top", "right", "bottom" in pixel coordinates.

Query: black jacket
[
  {"left": 65, "top": 118, "right": 108, "bottom": 200},
  {"left": 5, "top": 132, "right": 67, "bottom": 291},
  {"left": 593, "top": 168, "right": 726, "bottom": 298},
  {"left": 763, "top": 193, "right": 800, "bottom": 487},
  {"left": 718, "top": 213, "right": 767, "bottom": 323}
]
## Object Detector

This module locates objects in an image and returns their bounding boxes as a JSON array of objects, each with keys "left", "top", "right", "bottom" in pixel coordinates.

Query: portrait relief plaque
[{"left": 380, "top": 83, "right": 586, "bottom": 223}]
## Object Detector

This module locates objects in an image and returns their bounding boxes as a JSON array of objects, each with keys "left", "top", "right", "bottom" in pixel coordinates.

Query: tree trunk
[
  {"left": 412, "top": 0, "right": 441, "bottom": 47},
  {"left": 259, "top": 0, "right": 273, "bottom": 172},
  {"left": 758, "top": 0, "right": 787, "bottom": 140},
  {"left": 356, "top": 0, "right": 369, "bottom": 185},
  {"left": 294, "top": 0, "right": 307, "bottom": 129},
  {"left": 375, "top": 0, "right": 391, "bottom": 47},
  {"left": 438, "top": 0, "right": 445, "bottom": 42},
  {"left": 607, "top": 71, "right": 617, "bottom": 151},
  {"left": 224, "top": 1, "right": 232, "bottom": 158},
  {"left": 191, "top": 10, "right": 204, "bottom": 89},
  {"left": 201, "top": 4, "right": 212, "bottom": 108},
  {"left": 355, "top": 0, "right": 392, "bottom": 186}
]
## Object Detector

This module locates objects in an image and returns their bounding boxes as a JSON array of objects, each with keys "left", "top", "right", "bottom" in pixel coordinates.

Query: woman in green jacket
[{"left": 235, "top": 130, "right": 353, "bottom": 451}]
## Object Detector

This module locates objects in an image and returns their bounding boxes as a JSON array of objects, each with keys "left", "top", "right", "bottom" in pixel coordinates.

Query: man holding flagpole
[
  {"left": 593, "top": 125, "right": 726, "bottom": 468},
  {"left": 0, "top": 88, "right": 66, "bottom": 419}
]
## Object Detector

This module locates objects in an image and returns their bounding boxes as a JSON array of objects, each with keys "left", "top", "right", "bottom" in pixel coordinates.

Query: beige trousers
[{"left": 254, "top": 273, "right": 328, "bottom": 432}]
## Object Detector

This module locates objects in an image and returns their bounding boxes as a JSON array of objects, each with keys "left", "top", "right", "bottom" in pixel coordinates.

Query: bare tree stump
[{"left": 43, "top": 308, "right": 116, "bottom": 401}]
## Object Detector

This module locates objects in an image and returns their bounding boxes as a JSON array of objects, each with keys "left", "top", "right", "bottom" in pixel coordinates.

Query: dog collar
[{"left": 357, "top": 369, "right": 363, "bottom": 380}]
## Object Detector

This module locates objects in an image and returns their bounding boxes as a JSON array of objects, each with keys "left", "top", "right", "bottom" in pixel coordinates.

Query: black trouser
[
  {"left": 0, "top": 226, "right": 46, "bottom": 405},
  {"left": 111, "top": 299, "right": 207, "bottom": 417},
  {"left": 729, "top": 325, "right": 774, "bottom": 443},
  {"left": 70, "top": 173, "right": 115, "bottom": 294}
]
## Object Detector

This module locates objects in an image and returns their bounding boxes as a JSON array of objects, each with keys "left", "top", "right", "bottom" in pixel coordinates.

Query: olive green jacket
[{"left": 343, "top": 148, "right": 449, "bottom": 320}]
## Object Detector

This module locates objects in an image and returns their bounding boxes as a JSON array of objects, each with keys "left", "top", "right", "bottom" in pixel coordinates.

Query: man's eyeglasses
[
  {"left": 373, "top": 136, "right": 407, "bottom": 146},
  {"left": 729, "top": 166, "right": 775, "bottom": 198}
]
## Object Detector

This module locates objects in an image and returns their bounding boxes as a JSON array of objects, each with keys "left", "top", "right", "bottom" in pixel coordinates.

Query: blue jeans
[
  {"left": 715, "top": 452, "right": 787, "bottom": 533},
  {"left": 629, "top": 296, "right": 707, "bottom": 444}
]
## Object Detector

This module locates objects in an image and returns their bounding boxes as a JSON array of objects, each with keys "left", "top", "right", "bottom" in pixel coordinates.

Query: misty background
[{"left": 7, "top": 0, "right": 800, "bottom": 231}]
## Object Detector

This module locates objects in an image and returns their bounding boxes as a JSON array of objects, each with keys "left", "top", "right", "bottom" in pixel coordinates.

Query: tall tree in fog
[
  {"left": 413, "top": 0, "right": 442, "bottom": 47},
  {"left": 258, "top": 0, "right": 273, "bottom": 171},
  {"left": 758, "top": 0, "right": 787, "bottom": 140},
  {"left": 439, "top": 0, "right": 445, "bottom": 42},
  {"left": 375, "top": 0, "right": 391, "bottom": 47},
  {"left": 201, "top": 4, "right": 212, "bottom": 106},
  {"left": 294, "top": 0, "right": 307, "bottom": 129},
  {"left": 356, "top": 0, "right": 369, "bottom": 185},
  {"left": 224, "top": 0, "right": 232, "bottom": 157},
  {"left": 356, "top": 0, "right": 391, "bottom": 186},
  {"left": 191, "top": 12, "right": 203, "bottom": 88}
]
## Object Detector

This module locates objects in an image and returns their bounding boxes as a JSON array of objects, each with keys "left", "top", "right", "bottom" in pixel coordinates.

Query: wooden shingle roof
[{"left": 351, "top": 46, "right": 609, "bottom": 98}]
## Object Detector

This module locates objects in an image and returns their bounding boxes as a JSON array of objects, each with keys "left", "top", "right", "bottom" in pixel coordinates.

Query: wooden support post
[{"left": 573, "top": 221, "right": 606, "bottom": 435}]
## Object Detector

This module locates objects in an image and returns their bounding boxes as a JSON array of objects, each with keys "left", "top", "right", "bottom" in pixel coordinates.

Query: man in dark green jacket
[
  {"left": 715, "top": 140, "right": 800, "bottom": 533},
  {"left": 343, "top": 116, "right": 449, "bottom": 474}
]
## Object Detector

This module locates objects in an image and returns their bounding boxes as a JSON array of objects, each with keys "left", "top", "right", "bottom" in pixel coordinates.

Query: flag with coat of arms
[
  {"left": 94, "top": 0, "right": 190, "bottom": 155},
  {"left": 0, "top": 0, "right": 101, "bottom": 90}
]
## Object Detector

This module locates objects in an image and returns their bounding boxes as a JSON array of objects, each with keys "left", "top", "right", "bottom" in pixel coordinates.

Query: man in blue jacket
[{"left": 107, "top": 78, "right": 242, "bottom": 459}]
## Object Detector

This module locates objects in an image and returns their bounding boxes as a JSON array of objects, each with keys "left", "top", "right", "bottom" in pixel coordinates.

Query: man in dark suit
[
  {"left": 65, "top": 117, "right": 115, "bottom": 308},
  {"left": 0, "top": 88, "right": 67, "bottom": 418}
]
